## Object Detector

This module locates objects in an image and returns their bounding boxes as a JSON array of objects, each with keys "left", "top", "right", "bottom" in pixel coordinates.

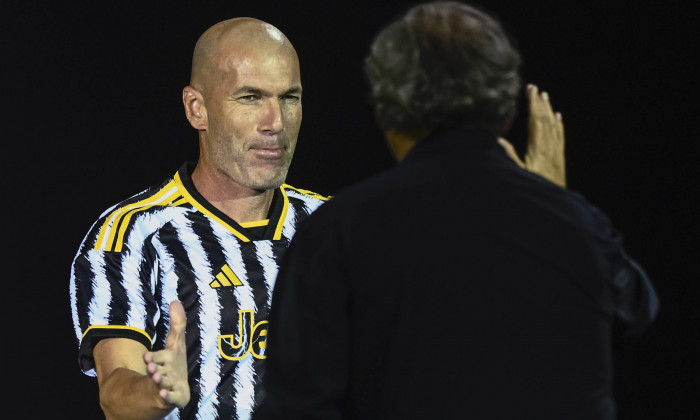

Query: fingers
[
  {"left": 527, "top": 84, "right": 555, "bottom": 116},
  {"left": 555, "top": 111, "right": 564, "bottom": 139},
  {"left": 497, "top": 137, "right": 526, "bottom": 169},
  {"left": 143, "top": 345, "right": 190, "bottom": 407},
  {"left": 145, "top": 301, "right": 188, "bottom": 372},
  {"left": 166, "top": 300, "right": 187, "bottom": 350},
  {"left": 523, "top": 83, "right": 567, "bottom": 188},
  {"left": 159, "top": 382, "right": 190, "bottom": 406},
  {"left": 141, "top": 300, "right": 191, "bottom": 408},
  {"left": 527, "top": 84, "right": 561, "bottom": 141},
  {"left": 527, "top": 84, "right": 564, "bottom": 153}
]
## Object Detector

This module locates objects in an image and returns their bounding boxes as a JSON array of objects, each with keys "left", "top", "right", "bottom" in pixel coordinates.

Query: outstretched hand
[
  {"left": 143, "top": 300, "right": 191, "bottom": 408},
  {"left": 499, "top": 84, "right": 566, "bottom": 188}
]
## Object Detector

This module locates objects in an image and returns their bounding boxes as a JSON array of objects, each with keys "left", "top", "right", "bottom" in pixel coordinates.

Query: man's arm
[
  {"left": 93, "top": 301, "right": 190, "bottom": 420},
  {"left": 612, "top": 258, "right": 659, "bottom": 337},
  {"left": 499, "top": 83, "right": 567, "bottom": 187}
]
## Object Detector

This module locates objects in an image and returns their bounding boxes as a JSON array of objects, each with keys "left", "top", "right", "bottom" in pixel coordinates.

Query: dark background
[{"left": 7, "top": 1, "right": 697, "bottom": 418}]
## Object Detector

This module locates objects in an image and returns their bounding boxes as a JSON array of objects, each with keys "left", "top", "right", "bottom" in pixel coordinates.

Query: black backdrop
[{"left": 7, "top": 1, "right": 698, "bottom": 418}]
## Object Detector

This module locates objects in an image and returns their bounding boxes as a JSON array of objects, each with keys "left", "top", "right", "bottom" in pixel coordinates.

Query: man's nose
[{"left": 259, "top": 99, "right": 284, "bottom": 134}]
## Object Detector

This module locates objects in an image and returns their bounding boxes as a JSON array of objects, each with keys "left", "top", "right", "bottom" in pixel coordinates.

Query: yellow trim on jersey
[
  {"left": 169, "top": 197, "right": 189, "bottom": 207},
  {"left": 114, "top": 189, "right": 184, "bottom": 252},
  {"left": 94, "top": 180, "right": 182, "bottom": 252},
  {"left": 273, "top": 187, "right": 291, "bottom": 240},
  {"left": 240, "top": 220, "right": 269, "bottom": 228},
  {"left": 81, "top": 325, "right": 153, "bottom": 346},
  {"left": 173, "top": 172, "right": 251, "bottom": 242},
  {"left": 283, "top": 184, "right": 333, "bottom": 201},
  {"left": 93, "top": 175, "right": 325, "bottom": 251},
  {"left": 273, "top": 184, "right": 332, "bottom": 240}
]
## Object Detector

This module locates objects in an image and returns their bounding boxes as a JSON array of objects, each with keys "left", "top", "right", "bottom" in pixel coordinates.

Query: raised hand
[
  {"left": 498, "top": 84, "right": 566, "bottom": 188},
  {"left": 143, "top": 300, "right": 191, "bottom": 408}
]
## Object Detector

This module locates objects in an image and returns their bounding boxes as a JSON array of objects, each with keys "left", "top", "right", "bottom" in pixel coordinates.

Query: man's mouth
[{"left": 250, "top": 146, "right": 285, "bottom": 159}]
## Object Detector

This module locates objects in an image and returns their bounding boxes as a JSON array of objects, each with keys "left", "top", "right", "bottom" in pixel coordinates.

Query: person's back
[
  {"left": 253, "top": 2, "right": 658, "bottom": 419},
  {"left": 298, "top": 126, "right": 651, "bottom": 418}
]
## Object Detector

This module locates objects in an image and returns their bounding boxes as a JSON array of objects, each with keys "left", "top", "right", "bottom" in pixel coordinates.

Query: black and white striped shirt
[{"left": 70, "top": 162, "right": 329, "bottom": 419}]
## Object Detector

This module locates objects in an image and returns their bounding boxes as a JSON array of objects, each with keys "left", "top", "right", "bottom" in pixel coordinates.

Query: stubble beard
[{"left": 241, "top": 155, "right": 292, "bottom": 191}]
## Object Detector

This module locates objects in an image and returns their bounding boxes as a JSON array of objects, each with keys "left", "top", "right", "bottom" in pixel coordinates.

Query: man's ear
[
  {"left": 183, "top": 86, "right": 207, "bottom": 130},
  {"left": 384, "top": 129, "right": 418, "bottom": 162},
  {"left": 497, "top": 105, "right": 517, "bottom": 136}
]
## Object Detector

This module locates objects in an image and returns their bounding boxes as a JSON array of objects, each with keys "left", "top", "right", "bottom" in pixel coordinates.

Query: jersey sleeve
[{"left": 69, "top": 213, "right": 161, "bottom": 376}]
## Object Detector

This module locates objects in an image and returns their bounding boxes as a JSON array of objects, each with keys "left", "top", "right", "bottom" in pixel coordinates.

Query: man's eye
[
  {"left": 281, "top": 95, "right": 300, "bottom": 103},
  {"left": 237, "top": 95, "right": 259, "bottom": 103}
]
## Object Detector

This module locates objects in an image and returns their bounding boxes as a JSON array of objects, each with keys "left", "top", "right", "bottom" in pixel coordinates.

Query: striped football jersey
[{"left": 70, "top": 162, "right": 329, "bottom": 420}]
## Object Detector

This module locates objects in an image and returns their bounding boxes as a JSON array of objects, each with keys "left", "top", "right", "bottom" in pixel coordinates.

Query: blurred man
[{"left": 253, "top": 2, "right": 658, "bottom": 419}]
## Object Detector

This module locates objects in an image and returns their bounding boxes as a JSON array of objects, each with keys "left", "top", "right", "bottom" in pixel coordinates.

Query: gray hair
[{"left": 364, "top": 1, "right": 521, "bottom": 136}]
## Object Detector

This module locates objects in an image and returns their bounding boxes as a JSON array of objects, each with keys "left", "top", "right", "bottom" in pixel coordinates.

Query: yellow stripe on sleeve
[
  {"left": 112, "top": 187, "right": 183, "bottom": 252},
  {"left": 81, "top": 325, "right": 153, "bottom": 347},
  {"left": 94, "top": 180, "right": 180, "bottom": 251}
]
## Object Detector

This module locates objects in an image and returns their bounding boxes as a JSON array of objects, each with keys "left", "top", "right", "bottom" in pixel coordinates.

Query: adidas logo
[{"left": 210, "top": 264, "right": 244, "bottom": 288}]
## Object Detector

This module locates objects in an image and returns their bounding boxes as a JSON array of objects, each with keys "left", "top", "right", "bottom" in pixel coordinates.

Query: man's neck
[
  {"left": 191, "top": 166, "right": 276, "bottom": 224},
  {"left": 211, "top": 191, "right": 275, "bottom": 224}
]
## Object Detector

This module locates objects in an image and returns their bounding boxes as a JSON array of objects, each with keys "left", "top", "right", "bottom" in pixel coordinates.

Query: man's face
[{"left": 201, "top": 42, "right": 302, "bottom": 191}]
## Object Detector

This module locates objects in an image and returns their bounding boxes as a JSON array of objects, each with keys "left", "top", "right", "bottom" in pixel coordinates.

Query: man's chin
[{"left": 247, "top": 173, "right": 288, "bottom": 191}]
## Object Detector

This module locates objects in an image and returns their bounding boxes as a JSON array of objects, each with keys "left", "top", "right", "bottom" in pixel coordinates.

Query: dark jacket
[{"left": 254, "top": 128, "right": 659, "bottom": 420}]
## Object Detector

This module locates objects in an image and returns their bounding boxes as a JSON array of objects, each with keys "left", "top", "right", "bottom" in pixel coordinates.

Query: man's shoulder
[
  {"left": 281, "top": 185, "right": 332, "bottom": 224},
  {"left": 84, "top": 170, "right": 195, "bottom": 251},
  {"left": 282, "top": 184, "right": 332, "bottom": 202},
  {"left": 95, "top": 172, "right": 181, "bottom": 218}
]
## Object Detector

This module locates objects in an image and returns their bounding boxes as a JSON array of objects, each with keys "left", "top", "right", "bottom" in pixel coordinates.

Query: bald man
[{"left": 70, "top": 18, "right": 329, "bottom": 420}]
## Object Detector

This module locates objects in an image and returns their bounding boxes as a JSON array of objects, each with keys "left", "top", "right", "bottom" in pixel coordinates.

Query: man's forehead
[
  {"left": 216, "top": 52, "right": 301, "bottom": 94},
  {"left": 218, "top": 44, "right": 299, "bottom": 74}
]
